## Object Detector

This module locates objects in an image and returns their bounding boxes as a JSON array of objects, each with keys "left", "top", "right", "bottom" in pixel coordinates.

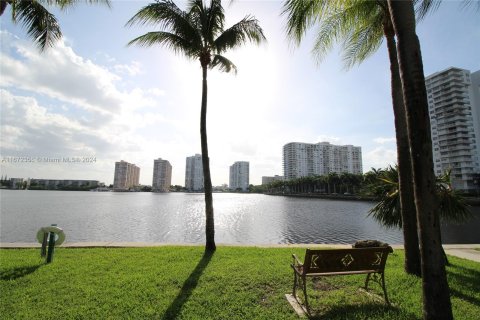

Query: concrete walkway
[
  {"left": 1, "top": 242, "right": 479, "bottom": 262},
  {"left": 444, "top": 248, "right": 480, "bottom": 262}
]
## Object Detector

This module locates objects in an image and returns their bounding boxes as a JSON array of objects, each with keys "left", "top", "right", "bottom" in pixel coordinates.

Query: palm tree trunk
[
  {"left": 384, "top": 22, "right": 421, "bottom": 277},
  {"left": 387, "top": 1, "right": 452, "bottom": 318},
  {"left": 0, "top": 1, "right": 8, "bottom": 16},
  {"left": 201, "top": 66, "right": 216, "bottom": 252}
]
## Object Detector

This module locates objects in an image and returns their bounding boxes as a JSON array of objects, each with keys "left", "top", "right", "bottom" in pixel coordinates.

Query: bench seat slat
[{"left": 303, "top": 270, "right": 379, "bottom": 277}]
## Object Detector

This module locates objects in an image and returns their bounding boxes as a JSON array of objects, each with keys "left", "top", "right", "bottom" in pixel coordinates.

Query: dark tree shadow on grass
[
  {"left": 160, "top": 251, "right": 213, "bottom": 320},
  {"left": 308, "top": 302, "right": 417, "bottom": 320},
  {"left": 450, "top": 289, "right": 480, "bottom": 307},
  {"left": 0, "top": 264, "right": 43, "bottom": 280},
  {"left": 447, "top": 262, "right": 480, "bottom": 307}
]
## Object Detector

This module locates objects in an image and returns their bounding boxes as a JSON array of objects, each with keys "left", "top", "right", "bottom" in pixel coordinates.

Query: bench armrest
[{"left": 292, "top": 254, "right": 303, "bottom": 267}]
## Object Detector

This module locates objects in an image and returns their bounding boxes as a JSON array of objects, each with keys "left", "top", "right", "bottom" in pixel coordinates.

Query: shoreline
[
  {"left": 3, "top": 242, "right": 478, "bottom": 262},
  {"left": 265, "top": 192, "right": 375, "bottom": 202},
  {"left": 266, "top": 192, "right": 480, "bottom": 206},
  {"left": 1, "top": 242, "right": 478, "bottom": 249}
]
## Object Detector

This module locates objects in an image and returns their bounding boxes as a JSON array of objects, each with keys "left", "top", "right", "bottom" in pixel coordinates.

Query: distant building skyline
[
  {"left": 283, "top": 142, "right": 363, "bottom": 180},
  {"left": 152, "top": 158, "right": 172, "bottom": 192},
  {"left": 113, "top": 160, "right": 140, "bottom": 191},
  {"left": 185, "top": 154, "right": 204, "bottom": 191},
  {"left": 426, "top": 67, "right": 480, "bottom": 192},
  {"left": 229, "top": 161, "right": 249, "bottom": 191},
  {"left": 29, "top": 179, "right": 99, "bottom": 189},
  {"left": 262, "top": 175, "right": 284, "bottom": 185}
]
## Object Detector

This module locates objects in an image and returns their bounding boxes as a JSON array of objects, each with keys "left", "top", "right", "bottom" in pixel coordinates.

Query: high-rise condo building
[
  {"left": 426, "top": 67, "right": 480, "bottom": 192},
  {"left": 113, "top": 160, "right": 140, "bottom": 191},
  {"left": 185, "top": 154, "right": 204, "bottom": 191},
  {"left": 229, "top": 161, "right": 250, "bottom": 191},
  {"left": 261, "top": 175, "right": 284, "bottom": 185},
  {"left": 152, "top": 158, "right": 172, "bottom": 192},
  {"left": 283, "top": 142, "right": 362, "bottom": 180}
]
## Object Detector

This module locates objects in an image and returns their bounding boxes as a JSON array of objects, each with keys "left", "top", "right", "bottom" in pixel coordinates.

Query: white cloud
[
  {"left": 0, "top": 34, "right": 178, "bottom": 184},
  {"left": 1, "top": 89, "right": 102, "bottom": 154},
  {"left": 114, "top": 61, "right": 142, "bottom": 76},
  {"left": 0, "top": 32, "right": 159, "bottom": 118},
  {"left": 316, "top": 135, "right": 343, "bottom": 144},
  {"left": 0, "top": 89, "right": 169, "bottom": 183},
  {"left": 363, "top": 147, "right": 397, "bottom": 171},
  {"left": 148, "top": 88, "right": 166, "bottom": 96},
  {"left": 374, "top": 137, "right": 396, "bottom": 144}
]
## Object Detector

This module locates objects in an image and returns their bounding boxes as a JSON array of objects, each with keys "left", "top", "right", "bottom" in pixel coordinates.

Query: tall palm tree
[
  {"left": 387, "top": 1, "right": 452, "bottom": 318},
  {"left": 282, "top": 0, "right": 426, "bottom": 275},
  {"left": 126, "top": 0, "right": 265, "bottom": 252},
  {"left": 0, "top": 0, "right": 110, "bottom": 51}
]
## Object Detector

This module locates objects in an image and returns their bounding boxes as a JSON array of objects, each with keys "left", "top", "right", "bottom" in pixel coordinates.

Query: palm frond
[
  {"left": 310, "top": 0, "right": 384, "bottom": 66},
  {"left": 367, "top": 166, "right": 402, "bottom": 228},
  {"left": 44, "top": 0, "right": 111, "bottom": 10},
  {"left": 415, "top": 0, "right": 441, "bottom": 21},
  {"left": 210, "top": 54, "right": 237, "bottom": 74},
  {"left": 186, "top": 0, "right": 205, "bottom": 34},
  {"left": 282, "top": 0, "right": 332, "bottom": 45},
  {"left": 189, "top": 0, "right": 224, "bottom": 43},
  {"left": 126, "top": 0, "right": 202, "bottom": 53},
  {"left": 459, "top": 0, "right": 480, "bottom": 11},
  {"left": 214, "top": 16, "right": 266, "bottom": 53},
  {"left": 368, "top": 166, "right": 472, "bottom": 229},
  {"left": 13, "top": 0, "right": 62, "bottom": 51},
  {"left": 342, "top": 8, "right": 384, "bottom": 69},
  {"left": 126, "top": 0, "right": 200, "bottom": 44},
  {"left": 310, "top": 7, "right": 347, "bottom": 64},
  {"left": 127, "top": 31, "right": 198, "bottom": 59},
  {"left": 436, "top": 170, "right": 472, "bottom": 223},
  {"left": 205, "top": 0, "right": 224, "bottom": 41},
  {"left": 369, "top": 190, "right": 402, "bottom": 228}
]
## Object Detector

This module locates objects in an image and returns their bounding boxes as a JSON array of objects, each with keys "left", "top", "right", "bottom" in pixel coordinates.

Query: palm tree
[
  {"left": 387, "top": 1, "right": 452, "bottom": 318},
  {"left": 0, "top": 0, "right": 110, "bottom": 51},
  {"left": 282, "top": 0, "right": 426, "bottom": 275},
  {"left": 369, "top": 166, "right": 471, "bottom": 229},
  {"left": 126, "top": 0, "right": 265, "bottom": 252}
]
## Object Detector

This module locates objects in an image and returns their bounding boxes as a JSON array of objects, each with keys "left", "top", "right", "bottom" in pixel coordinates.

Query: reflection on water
[{"left": 1, "top": 190, "right": 479, "bottom": 244}]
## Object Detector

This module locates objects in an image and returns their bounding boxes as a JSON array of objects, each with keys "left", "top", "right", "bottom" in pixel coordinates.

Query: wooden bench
[{"left": 291, "top": 246, "right": 393, "bottom": 312}]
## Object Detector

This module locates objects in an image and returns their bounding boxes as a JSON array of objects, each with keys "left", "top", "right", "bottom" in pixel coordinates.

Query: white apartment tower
[
  {"left": 426, "top": 67, "right": 480, "bottom": 192},
  {"left": 283, "top": 142, "right": 363, "bottom": 180},
  {"left": 185, "top": 154, "right": 204, "bottom": 191},
  {"left": 152, "top": 158, "right": 172, "bottom": 192},
  {"left": 229, "top": 161, "right": 250, "bottom": 191},
  {"left": 113, "top": 160, "right": 140, "bottom": 191}
]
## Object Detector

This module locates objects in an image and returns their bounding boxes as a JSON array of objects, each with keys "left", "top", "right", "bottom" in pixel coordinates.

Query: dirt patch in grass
[
  {"left": 312, "top": 277, "right": 340, "bottom": 291},
  {"left": 259, "top": 284, "right": 275, "bottom": 306}
]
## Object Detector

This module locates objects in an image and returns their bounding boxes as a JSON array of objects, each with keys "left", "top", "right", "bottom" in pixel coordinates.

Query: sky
[{"left": 0, "top": 0, "right": 479, "bottom": 186}]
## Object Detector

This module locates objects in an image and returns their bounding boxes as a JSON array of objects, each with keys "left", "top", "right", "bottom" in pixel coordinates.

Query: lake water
[{"left": 1, "top": 190, "right": 479, "bottom": 244}]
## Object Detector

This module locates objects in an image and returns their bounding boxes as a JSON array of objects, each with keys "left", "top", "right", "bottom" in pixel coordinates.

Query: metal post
[
  {"left": 41, "top": 232, "right": 48, "bottom": 257},
  {"left": 46, "top": 232, "right": 55, "bottom": 263},
  {"left": 46, "top": 224, "right": 57, "bottom": 263}
]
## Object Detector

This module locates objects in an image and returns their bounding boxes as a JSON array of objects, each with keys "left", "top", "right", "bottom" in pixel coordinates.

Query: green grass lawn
[{"left": 1, "top": 246, "right": 479, "bottom": 319}]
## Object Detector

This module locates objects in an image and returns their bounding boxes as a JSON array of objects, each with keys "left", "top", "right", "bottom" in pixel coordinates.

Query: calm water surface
[{"left": 1, "top": 190, "right": 479, "bottom": 244}]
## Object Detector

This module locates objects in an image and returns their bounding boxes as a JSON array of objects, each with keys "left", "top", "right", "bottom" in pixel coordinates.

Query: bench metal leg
[
  {"left": 292, "top": 270, "right": 298, "bottom": 298},
  {"left": 365, "top": 272, "right": 390, "bottom": 305},
  {"left": 364, "top": 273, "right": 371, "bottom": 291},
  {"left": 292, "top": 271, "right": 311, "bottom": 314},
  {"left": 381, "top": 273, "right": 390, "bottom": 305},
  {"left": 302, "top": 276, "right": 310, "bottom": 314}
]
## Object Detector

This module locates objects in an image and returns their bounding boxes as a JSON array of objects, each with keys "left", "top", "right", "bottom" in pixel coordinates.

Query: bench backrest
[{"left": 303, "top": 247, "right": 393, "bottom": 275}]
